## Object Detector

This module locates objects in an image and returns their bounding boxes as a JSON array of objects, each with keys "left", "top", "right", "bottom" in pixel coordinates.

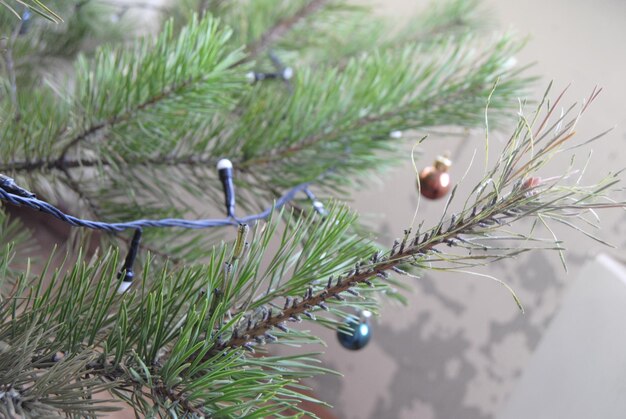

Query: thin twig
[
  {"left": 2, "top": 19, "right": 24, "bottom": 120},
  {"left": 218, "top": 197, "right": 517, "bottom": 350},
  {"left": 243, "top": 0, "right": 328, "bottom": 63},
  {"left": 238, "top": 82, "right": 490, "bottom": 170}
]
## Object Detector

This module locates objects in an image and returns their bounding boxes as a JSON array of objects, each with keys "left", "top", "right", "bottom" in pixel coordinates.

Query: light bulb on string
[{"left": 117, "top": 228, "right": 142, "bottom": 294}]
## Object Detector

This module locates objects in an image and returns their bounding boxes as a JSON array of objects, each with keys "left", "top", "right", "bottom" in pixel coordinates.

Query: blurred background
[{"left": 308, "top": 0, "right": 626, "bottom": 418}]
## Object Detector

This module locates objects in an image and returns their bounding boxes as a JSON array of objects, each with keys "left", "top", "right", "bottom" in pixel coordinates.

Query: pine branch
[
  {"left": 220, "top": 198, "right": 518, "bottom": 350},
  {"left": 44, "top": 0, "right": 333, "bottom": 168},
  {"left": 206, "top": 87, "right": 622, "bottom": 354},
  {"left": 0, "top": 14, "right": 246, "bottom": 175},
  {"left": 225, "top": 35, "right": 531, "bottom": 189},
  {"left": 61, "top": 16, "right": 244, "bottom": 155}
]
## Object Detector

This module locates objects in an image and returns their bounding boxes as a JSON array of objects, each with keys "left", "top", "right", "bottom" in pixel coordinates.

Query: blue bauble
[{"left": 337, "top": 315, "right": 371, "bottom": 350}]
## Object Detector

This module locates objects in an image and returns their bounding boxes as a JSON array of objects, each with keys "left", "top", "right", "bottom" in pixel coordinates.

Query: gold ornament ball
[{"left": 418, "top": 155, "right": 452, "bottom": 200}]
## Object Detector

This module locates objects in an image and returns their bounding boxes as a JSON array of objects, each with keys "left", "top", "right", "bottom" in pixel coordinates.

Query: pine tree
[{"left": 0, "top": 1, "right": 622, "bottom": 417}]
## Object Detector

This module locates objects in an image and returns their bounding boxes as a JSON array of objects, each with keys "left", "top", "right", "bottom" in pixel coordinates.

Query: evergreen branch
[
  {"left": 213, "top": 34, "right": 531, "bottom": 189},
  {"left": 0, "top": 245, "right": 333, "bottom": 416},
  {"left": 220, "top": 201, "right": 514, "bottom": 350},
  {"left": 4, "top": 85, "right": 623, "bottom": 414},
  {"left": 0, "top": 14, "right": 246, "bottom": 173},
  {"left": 41, "top": 0, "right": 327, "bottom": 166},
  {"left": 55, "top": 76, "right": 199, "bottom": 162},
  {"left": 211, "top": 87, "right": 623, "bottom": 352},
  {"left": 58, "top": 15, "right": 245, "bottom": 158},
  {"left": 2, "top": 0, "right": 623, "bottom": 415},
  {"left": 0, "top": 32, "right": 530, "bottom": 235}
]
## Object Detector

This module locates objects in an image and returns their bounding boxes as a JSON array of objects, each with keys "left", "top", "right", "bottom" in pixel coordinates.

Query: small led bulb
[
  {"left": 217, "top": 159, "right": 236, "bottom": 218},
  {"left": 246, "top": 71, "right": 257, "bottom": 84},
  {"left": 116, "top": 229, "right": 142, "bottom": 294},
  {"left": 503, "top": 56, "right": 518, "bottom": 70},
  {"left": 282, "top": 67, "right": 294, "bottom": 80},
  {"left": 313, "top": 200, "right": 328, "bottom": 216},
  {"left": 117, "top": 271, "right": 134, "bottom": 294}
]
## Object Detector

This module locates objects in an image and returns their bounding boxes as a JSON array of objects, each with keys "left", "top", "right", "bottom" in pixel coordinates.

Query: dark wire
[{"left": 0, "top": 179, "right": 316, "bottom": 233}]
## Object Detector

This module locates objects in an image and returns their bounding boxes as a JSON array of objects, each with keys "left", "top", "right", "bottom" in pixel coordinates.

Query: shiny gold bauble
[{"left": 418, "top": 155, "right": 452, "bottom": 200}]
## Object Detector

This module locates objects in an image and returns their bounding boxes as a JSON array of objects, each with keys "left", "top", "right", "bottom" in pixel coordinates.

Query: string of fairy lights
[{"left": 0, "top": 159, "right": 327, "bottom": 287}]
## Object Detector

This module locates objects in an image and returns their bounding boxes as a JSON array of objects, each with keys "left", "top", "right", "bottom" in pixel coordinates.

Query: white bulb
[
  {"left": 503, "top": 56, "right": 517, "bottom": 70},
  {"left": 117, "top": 281, "right": 132, "bottom": 294},
  {"left": 246, "top": 71, "right": 256, "bottom": 83},
  {"left": 217, "top": 159, "right": 233, "bottom": 170},
  {"left": 282, "top": 67, "right": 294, "bottom": 80},
  {"left": 389, "top": 130, "right": 403, "bottom": 139}
]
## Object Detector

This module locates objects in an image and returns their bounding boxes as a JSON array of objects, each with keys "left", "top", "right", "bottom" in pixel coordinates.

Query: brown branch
[
  {"left": 154, "top": 382, "right": 205, "bottom": 415},
  {"left": 2, "top": 84, "right": 475, "bottom": 174},
  {"left": 0, "top": 154, "right": 219, "bottom": 173},
  {"left": 218, "top": 207, "right": 498, "bottom": 350},
  {"left": 2, "top": 18, "right": 25, "bottom": 121},
  {"left": 243, "top": 0, "right": 328, "bottom": 63},
  {"left": 56, "top": 79, "right": 198, "bottom": 163}
]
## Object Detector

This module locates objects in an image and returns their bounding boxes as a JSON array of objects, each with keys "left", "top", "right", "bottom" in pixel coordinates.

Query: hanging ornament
[
  {"left": 418, "top": 154, "right": 452, "bottom": 200},
  {"left": 337, "top": 310, "right": 372, "bottom": 350},
  {"left": 521, "top": 176, "right": 542, "bottom": 197}
]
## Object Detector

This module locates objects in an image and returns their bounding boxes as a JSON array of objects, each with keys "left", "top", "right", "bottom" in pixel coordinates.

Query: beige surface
[
  {"left": 310, "top": 1, "right": 626, "bottom": 418},
  {"left": 498, "top": 254, "right": 626, "bottom": 419}
]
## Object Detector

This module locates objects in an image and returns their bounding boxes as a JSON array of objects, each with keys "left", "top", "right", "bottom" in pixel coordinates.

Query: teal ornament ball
[{"left": 337, "top": 315, "right": 371, "bottom": 350}]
